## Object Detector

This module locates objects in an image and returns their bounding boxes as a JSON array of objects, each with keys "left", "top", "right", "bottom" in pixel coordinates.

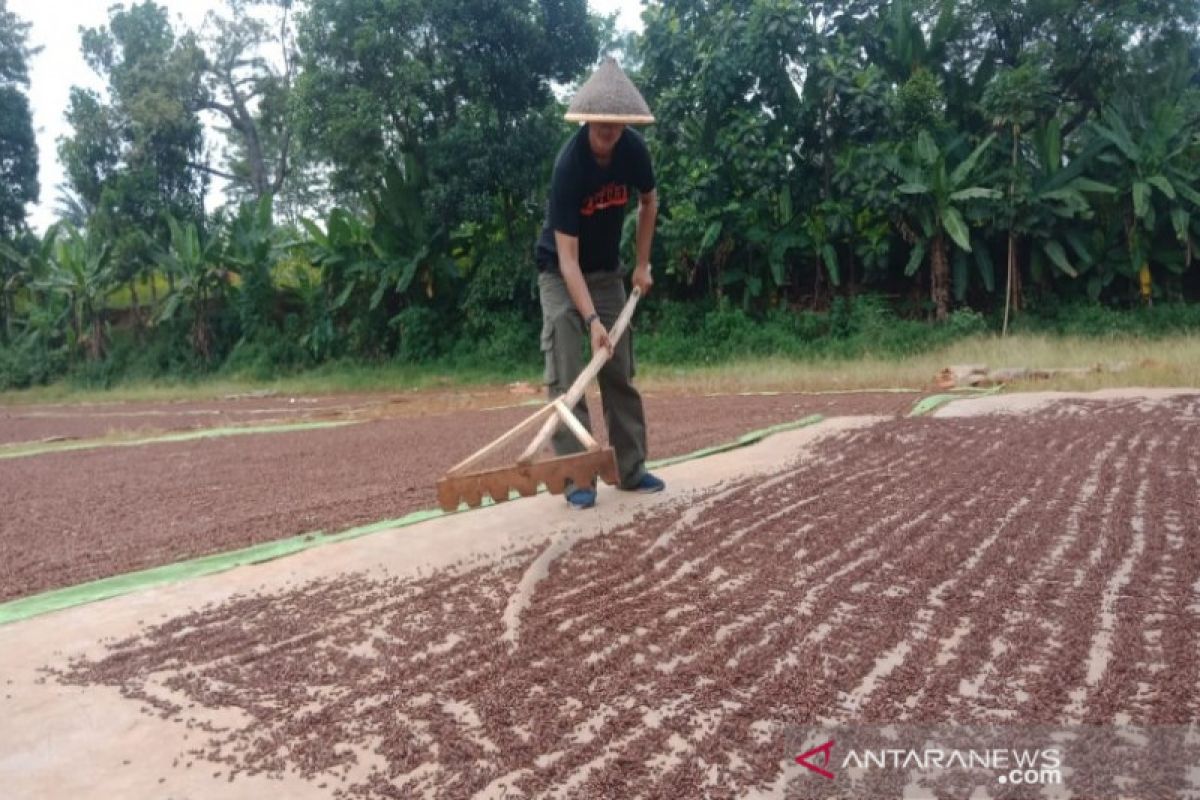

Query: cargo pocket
[
  {"left": 540, "top": 320, "right": 557, "bottom": 390},
  {"left": 627, "top": 324, "right": 637, "bottom": 379}
]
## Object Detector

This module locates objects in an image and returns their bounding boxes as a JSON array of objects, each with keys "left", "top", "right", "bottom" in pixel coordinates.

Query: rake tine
[
  {"left": 461, "top": 481, "right": 483, "bottom": 509},
  {"left": 543, "top": 472, "right": 569, "bottom": 495},
  {"left": 437, "top": 480, "right": 462, "bottom": 512},
  {"left": 596, "top": 457, "right": 619, "bottom": 486},
  {"left": 482, "top": 475, "right": 514, "bottom": 504},
  {"left": 436, "top": 449, "right": 619, "bottom": 511},
  {"left": 510, "top": 472, "right": 539, "bottom": 498}
]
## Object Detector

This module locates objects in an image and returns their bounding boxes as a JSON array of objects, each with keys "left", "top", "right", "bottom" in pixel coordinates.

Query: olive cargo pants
[{"left": 538, "top": 269, "right": 648, "bottom": 489}]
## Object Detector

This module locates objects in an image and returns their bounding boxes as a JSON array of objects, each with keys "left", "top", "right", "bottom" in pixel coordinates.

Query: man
[{"left": 534, "top": 58, "right": 664, "bottom": 510}]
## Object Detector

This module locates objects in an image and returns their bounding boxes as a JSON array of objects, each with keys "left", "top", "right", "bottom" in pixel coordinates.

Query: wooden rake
[{"left": 436, "top": 287, "right": 642, "bottom": 512}]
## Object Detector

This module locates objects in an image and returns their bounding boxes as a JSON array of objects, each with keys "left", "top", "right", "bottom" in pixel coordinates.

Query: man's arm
[
  {"left": 555, "top": 231, "right": 613, "bottom": 357},
  {"left": 632, "top": 188, "right": 657, "bottom": 295}
]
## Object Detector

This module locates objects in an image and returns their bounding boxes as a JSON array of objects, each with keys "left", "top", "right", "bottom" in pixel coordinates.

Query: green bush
[
  {"left": 638, "top": 294, "right": 980, "bottom": 365},
  {"left": 393, "top": 306, "right": 451, "bottom": 364},
  {"left": 9, "top": 289, "right": 1200, "bottom": 395},
  {"left": 452, "top": 310, "right": 539, "bottom": 371},
  {"left": 0, "top": 340, "right": 67, "bottom": 390},
  {"left": 944, "top": 308, "right": 989, "bottom": 338},
  {"left": 222, "top": 330, "right": 309, "bottom": 380},
  {"left": 62, "top": 324, "right": 212, "bottom": 389},
  {"left": 1015, "top": 299, "right": 1200, "bottom": 338}
]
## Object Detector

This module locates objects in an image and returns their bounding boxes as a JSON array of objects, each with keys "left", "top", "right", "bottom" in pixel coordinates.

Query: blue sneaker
[
  {"left": 565, "top": 486, "right": 597, "bottom": 509},
  {"left": 622, "top": 472, "right": 665, "bottom": 493}
]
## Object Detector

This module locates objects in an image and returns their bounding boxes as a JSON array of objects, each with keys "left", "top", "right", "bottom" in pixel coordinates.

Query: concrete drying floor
[
  {"left": 3, "top": 390, "right": 1199, "bottom": 799},
  {"left": 1, "top": 417, "right": 878, "bottom": 799}
]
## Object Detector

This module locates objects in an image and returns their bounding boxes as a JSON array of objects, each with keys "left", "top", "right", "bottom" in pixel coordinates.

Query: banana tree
[
  {"left": 286, "top": 259, "right": 335, "bottom": 361},
  {"left": 298, "top": 206, "right": 383, "bottom": 354},
  {"left": 0, "top": 246, "right": 19, "bottom": 342},
  {"left": 155, "top": 217, "right": 227, "bottom": 360},
  {"left": 686, "top": 195, "right": 786, "bottom": 308},
  {"left": 724, "top": 188, "right": 847, "bottom": 310},
  {"left": 299, "top": 157, "right": 453, "bottom": 356},
  {"left": 292, "top": 206, "right": 371, "bottom": 358},
  {"left": 1013, "top": 122, "right": 1117, "bottom": 303},
  {"left": 36, "top": 226, "right": 116, "bottom": 360},
  {"left": 888, "top": 131, "right": 1000, "bottom": 320},
  {"left": 799, "top": 199, "right": 851, "bottom": 307},
  {"left": 0, "top": 226, "right": 59, "bottom": 343},
  {"left": 368, "top": 157, "right": 453, "bottom": 307},
  {"left": 1090, "top": 100, "right": 1200, "bottom": 303},
  {"left": 224, "top": 195, "right": 278, "bottom": 338},
  {"left": 982, "top": 115, "right": 1117, "bottom": 328}
]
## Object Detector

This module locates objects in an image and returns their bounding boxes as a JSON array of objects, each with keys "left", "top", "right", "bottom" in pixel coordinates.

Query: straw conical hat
[{"left": 565, "top": 57, "right": 655, "bottom": 124}]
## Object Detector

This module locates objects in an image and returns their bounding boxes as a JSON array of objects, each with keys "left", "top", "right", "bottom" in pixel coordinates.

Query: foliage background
[{"left": 1, "top": 0, "right": 1199, "bottom": 390}]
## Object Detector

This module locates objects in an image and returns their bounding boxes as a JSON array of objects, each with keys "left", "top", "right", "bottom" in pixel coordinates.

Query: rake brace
[{"left": 436, "top": 287, "right": 641, "bottom": 511}]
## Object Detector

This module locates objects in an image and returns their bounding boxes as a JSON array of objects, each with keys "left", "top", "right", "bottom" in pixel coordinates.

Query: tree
[
  {"left": 222, "top": 194, "right": 278, "bottom": 340},
  {"left": 298, "top": 156, "right": 455, "bottom": 358},
  {"left": 0, "top": 0, "right": 39, "bottom": 240},
  {"left": 53, "top": 185, "right": 93, "bottom": 229},
  {"left": 639, "top": 0, "right": 811, "bottom": 305},
  {"left": 0, "top": 227, "right": 71, "bottom": 366},
  {"left": 155, "top": 216, "right": 226, "bottom": 360},
  {"left": 37, "top": 226, "right": 116, "bottom": 361},
  {"left": 0, "top": 228, "right": 47, "bottom": 342},
  {"left": 1090, "top": 98, "right": 1200, "bottom": 304},
  {"left": 948, "top": 0, "right": 1200, "bottom": 135},
  {"left": 293, "top": 0, "right": 599, "bottom": 232},
  {"left": 980, "top": 61, "right": 1056, "bottom": 331},
  {"left": 0, "top": 0, "right": 39, "bottom": 344},
  {"left": 888, "top": 131, "right": 1001, "bottom": 320},
  {"left": 795, "top": 32, "right": 894, "bottom": 303},
  {"left": 58, "top": 1, "right": 208, "bottom": 320},
  {"left": 198, "top": 0, "right": 298, "bottom": 208}
]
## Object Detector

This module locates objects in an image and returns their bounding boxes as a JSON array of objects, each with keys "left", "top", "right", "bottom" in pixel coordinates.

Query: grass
[
  {"left": 637, "top": 333, "right": 1200, "bottom": 396},
  {"left": 0, "top": 361, "right": 541, "bottom": 405},
  {"left": 3, "top": 332, "right": 1197, "bottom": 406}
]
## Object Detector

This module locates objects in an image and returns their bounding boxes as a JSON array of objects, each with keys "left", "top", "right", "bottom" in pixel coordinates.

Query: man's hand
[
  {"left": 589, "top": 317, "right": 613, "bottom": 359},
  {"left": 632, "top": 262, "right": 654, "bottom": 296}
]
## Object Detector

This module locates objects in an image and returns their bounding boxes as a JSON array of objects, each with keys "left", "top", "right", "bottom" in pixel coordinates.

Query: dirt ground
[
  {"left": 0, "top": 386, "right": 922, "bottom": 446},
  {"left": 0, "top": 387, "right": 540, "bottom": 445},
  {"left": 2, "top": 389, "right": 1198, "bottom": 799},
  {"left": 0, "top": 390, "right": 917, "bottom": 601}
]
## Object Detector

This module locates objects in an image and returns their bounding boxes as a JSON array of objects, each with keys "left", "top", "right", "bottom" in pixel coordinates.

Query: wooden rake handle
[
  {"left": 444, "top": 286, "right": 641, "bottom": 477},
  {"left": 517, "top": 286, "right": 642, "bottom": 463}
]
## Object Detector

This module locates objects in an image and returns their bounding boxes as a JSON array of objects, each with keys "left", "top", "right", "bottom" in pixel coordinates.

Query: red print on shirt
[{"left": 580, "top": 183, "right": 629, "bottom": 217}]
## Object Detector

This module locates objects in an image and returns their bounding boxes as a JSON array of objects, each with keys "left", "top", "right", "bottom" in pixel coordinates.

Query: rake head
[{"left": 437, "top": 448, "right": 619, "bottom": 512}]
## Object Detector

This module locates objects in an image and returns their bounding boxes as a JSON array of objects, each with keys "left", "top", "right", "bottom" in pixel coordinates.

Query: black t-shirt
[{"left": 535, "top": 124, "right": 656, "bottom": 273}]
